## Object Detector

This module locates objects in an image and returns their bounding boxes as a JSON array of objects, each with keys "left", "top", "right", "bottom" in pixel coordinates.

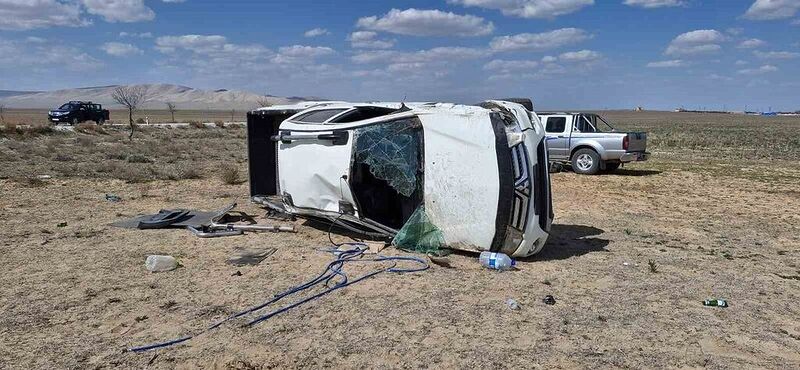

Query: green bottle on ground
[{"left": 703, "top": 299, "right": 728, "bottom": 308}]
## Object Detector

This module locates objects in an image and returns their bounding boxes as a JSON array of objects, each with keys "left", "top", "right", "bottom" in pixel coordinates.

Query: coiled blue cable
[{"left": 127, "top": 243, "right": 428, "bottom": 353}]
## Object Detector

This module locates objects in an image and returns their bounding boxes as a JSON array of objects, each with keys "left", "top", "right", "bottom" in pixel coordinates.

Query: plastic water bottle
[
  {"left": 703, "top": 299, "right": 728, "bottom": 308},
  {"left": 479, "top": 252, "right": 516, "bottom": 271},
  {"left": 145, "top": 255, "right": 178, "bottom": 272}
]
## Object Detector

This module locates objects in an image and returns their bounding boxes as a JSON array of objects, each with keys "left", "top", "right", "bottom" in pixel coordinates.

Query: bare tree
[
  {"left": 0, "top": 103, "right": 6, "bottom": 124},
  {"left": 112, "top": 85, "right": 150, "bottom": 140},
  {"left": 256, "top": 95, "right": 272, "bottom": 108},
  {"left": 165, "top": 102, "right": 177, "bottom": 123},
  {"left": 229, "top": 91, "right": 239, "bottom": 123}
]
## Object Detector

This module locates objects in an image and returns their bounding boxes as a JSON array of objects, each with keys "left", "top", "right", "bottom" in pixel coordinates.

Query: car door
[
  {"left": 544, "top": 116, "right": 570, "bottom": 160},
  {"left": 276, "top": 108, "right": 357, "bottom": 214}
]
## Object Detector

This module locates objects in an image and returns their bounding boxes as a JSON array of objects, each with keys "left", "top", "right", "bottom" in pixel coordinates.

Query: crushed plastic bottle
[
  {"left": 479, "top": 252, "right": 516, "bottom": 271},
  {"left": 145, "top": 255, "right": 178, "bottom": 272},
  {"left": 703, "top": 299, "right": 728, "bottom": 308},
  {"left": 505, "top": 298, "right": 521, "bottom": 310}
]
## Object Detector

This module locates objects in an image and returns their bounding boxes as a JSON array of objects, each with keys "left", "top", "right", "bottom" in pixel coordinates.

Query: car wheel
[
  {"left": 71, "top": 118, "right": 78, "bottom": 125},
  {"left": 571, "top": 149, "right": 601, "bottom": 175},
  {"left": 604, "top": 162, "right": 621, "bottom": 172}
]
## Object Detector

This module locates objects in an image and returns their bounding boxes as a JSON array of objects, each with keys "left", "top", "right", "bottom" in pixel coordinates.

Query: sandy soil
[{"left": 1, "top": 153, "right": 799, "bottom": 369}]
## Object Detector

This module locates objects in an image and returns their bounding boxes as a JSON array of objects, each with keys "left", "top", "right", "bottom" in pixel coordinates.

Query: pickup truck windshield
[{"left": 59, "top": 103, "right": 78, "bottom": 110}]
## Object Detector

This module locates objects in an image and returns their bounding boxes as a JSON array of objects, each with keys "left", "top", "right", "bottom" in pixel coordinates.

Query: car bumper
[{"left": 620, "top": 151, "right": 650, "bottom": 162}]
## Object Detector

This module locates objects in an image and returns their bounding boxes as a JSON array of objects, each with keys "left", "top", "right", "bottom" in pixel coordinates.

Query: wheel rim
[{"left": 576, "top": 154, "right": 594, "bottom": 171}]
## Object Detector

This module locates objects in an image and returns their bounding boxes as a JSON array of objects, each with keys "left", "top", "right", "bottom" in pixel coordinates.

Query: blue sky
[{"left": 1, "top": 0, "right": 799, "bottom": 110}]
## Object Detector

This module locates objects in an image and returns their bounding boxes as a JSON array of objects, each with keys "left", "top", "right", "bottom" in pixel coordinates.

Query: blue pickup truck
[{"left": 48, "top": 101, "right": 109, "bottom": 125}]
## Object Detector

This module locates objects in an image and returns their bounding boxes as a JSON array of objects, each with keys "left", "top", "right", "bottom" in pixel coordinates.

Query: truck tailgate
[{"left": 627, "top": 132, "right": 647, "bottom": 152}]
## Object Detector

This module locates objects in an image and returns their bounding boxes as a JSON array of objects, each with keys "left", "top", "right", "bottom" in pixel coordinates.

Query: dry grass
[{"left": 219, "top": 166, "right": 243, "bottom": 185}]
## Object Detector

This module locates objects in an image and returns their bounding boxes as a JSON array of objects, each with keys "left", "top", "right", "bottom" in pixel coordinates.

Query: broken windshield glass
[
  {"left": 353, "top": 119, "right": 422, "bottom": 197},
  {"left": 392, "top": 206, "right": 446, "bottom": 255}
]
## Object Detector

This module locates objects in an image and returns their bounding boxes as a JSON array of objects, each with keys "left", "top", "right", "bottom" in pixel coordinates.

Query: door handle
[{"left": 272, "top": 131, "right": 349, "bottom": 146}]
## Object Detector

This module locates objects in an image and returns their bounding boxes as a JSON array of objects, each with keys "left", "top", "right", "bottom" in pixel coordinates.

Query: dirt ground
[{"left": 1, "top": 112, "right": 799, "bottom": 369}]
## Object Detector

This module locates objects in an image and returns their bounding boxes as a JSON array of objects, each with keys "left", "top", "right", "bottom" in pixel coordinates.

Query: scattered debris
[
  {"left": 105, "top": 194, "right": 123, "bottom": 202},
  {"left": 145, "top": 255, "right": 178, "bottom": 272},
  {"left": 111, "top": 203, "right": 297, "bottom": 238},
  {"left": 505, "top": 298, "right": 521, "bottom": 311},
  {"left": 479, "top": 251, "right": 516, "bottom": 271},
  {"left": 36, "top": 175, "right": 52, "bottom": 180},
  {"left": 702, "top": 299, "right": 728, "bottom": 308},
  {"left": 231, "top": 270, "right": 243, "bottom": 276},
  {"left": 57, "top": 222, "right": 67, "bottom": 228},
  {"left": 543, "top": 295, "right": 557, "bottom": 305},
  {"left": 128, "top": 243, "right": 428, "bottom": 352},
  {"left": 227, "top": 247, "right": 277, "bottom": 266},
  {"left": 428, "top": 254, "right": 453, "bottom": 268},
  {"left": 135, "top": 315, "right": 149, "bottom": 322}
]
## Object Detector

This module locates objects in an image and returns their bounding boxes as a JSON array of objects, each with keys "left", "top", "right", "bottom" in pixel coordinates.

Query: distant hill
[{"left": 0, "top": 84, "right": 308, "bottom": 110}]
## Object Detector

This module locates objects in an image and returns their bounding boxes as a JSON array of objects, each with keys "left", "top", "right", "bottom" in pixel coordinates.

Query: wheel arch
[{"left": 569, "top": 144, "right": 602, "bottom": 160}]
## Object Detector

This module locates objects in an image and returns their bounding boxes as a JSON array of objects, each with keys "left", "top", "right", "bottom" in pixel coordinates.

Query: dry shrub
[
  {"left": 219, "top": 166, "right": 242, "bottom": 185},
  {"left": 126, "top": 154, "right": 153, "bottom": 163},
  {"left": 54, "top": 153, "right": 73, "bottom": 162},
  {"left": 14, "top": 176, "right": 46, "bottom": 187},
  {"left": 214, "top": 120, "right": 225, "bottom": 128},
  {"left": 189, "top": 121, "right": 205, "bottom": 129},
  {"left": 74, "top": 122, "right": 104, "bottom": 135},
  {"left": 76, "top": 136, "right": 96, "bottom": 147}
]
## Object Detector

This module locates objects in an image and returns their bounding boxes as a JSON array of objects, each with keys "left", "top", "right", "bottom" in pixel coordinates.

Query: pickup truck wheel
[
  {"left": 605, "top": 162, "right": 621, "bottom": 172},
  {"left": 70, "top": 118, "right": 78, "bottom": 125},
  {"left": 572, "top": 149, "right": 601, "bottom": 175}
]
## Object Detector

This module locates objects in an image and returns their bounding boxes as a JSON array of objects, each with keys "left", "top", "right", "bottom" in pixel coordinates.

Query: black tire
[
  {"left": 605, "top": 162, "right": 621, "bottom": 172},
  {"left": 571, "top": 148, "right": 601, "bottom": 175}
]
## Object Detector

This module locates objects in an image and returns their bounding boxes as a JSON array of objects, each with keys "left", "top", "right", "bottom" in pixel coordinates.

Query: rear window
[
  {"left": 545, "top": 117, "right": 566, "bottom": 133},
  {"left": 292, "top": 109, "right": 347, "bottom": 123}
]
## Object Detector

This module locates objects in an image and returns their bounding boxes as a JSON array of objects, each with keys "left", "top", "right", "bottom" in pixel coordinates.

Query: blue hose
[{"left": 127, "top": 243, "right": 428, "bottom": 353}]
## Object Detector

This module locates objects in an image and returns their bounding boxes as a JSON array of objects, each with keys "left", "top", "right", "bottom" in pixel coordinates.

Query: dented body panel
[{"left": 247, "top": 100, "right": 553, "bottom": 257}]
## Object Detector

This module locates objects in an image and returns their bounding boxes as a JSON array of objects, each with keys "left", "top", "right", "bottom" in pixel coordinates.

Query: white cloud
[
  {"left": 0, "top": 38, "right": 103, "bottom": 71},
  {"left": 624, "top": 0, "right": 683, "bottom": 8},
  {"left": 304, "top": 28, "right": 330, "bottom": 38},
  {"left": 726, "top": 27, "right": 745, "bottom": 35},
  {"left": 356, "top": 8, "right": 494, "bottom": 37},
  {"left": 347, "top": 31, "right": 396, "bottom": 49},
  {"left": 559, "top": 49, "right": 602, "bottom": 62},
  {"left": 26, "top": 36, "right": 47, "bottom": 43},
  {"left": 754, "top": 50, "right": 800, "bottom": 59},
  {"left": 119, "top": 31, "right": 152, "bottom": 38},
  {"left": 743, "top": 0, "right": 800, "bottom": 20},
  {"left": 352, "top": 47, "right": 485, "bottom": 65},
  {"left": 82, "top": 0, "right": 155, "bottom": 23},
  {"left": 665, "top": 29, "right": 726, "bottom": 56},
  {"left": 737, "top": 38, "right": 766, "bottom": 48},
  {"left": 277, "top": 45, "right": 335, "bottom": 58},
  {"left": 735, "top": 60, "right": 749, "bottom": 65},
  {"left": 483, "top": 59, "right": 539, "bottom": 71},
  {"left": 490, "top": 28, "right": 592, "bottom": 52},
  {"left": 155, "top": 34, "right": 228, "bottom": 54},
  {"left": 737, "top": 64, "right": 778, "bottom": 74},
  {"left": 101, "top": 42, "right": 143, "bottom": 56},
  {"left": 541, "top": 55, "right": 557, "bottom": 63},
  {"left": 449, "top": 0, "right": 594, "bottom": 19},
  {"left": 0, "top": 0, "right": 88, "bottom": 30},
  {"left": 646, "top": 59, "right": 685, "bottom": 68}
]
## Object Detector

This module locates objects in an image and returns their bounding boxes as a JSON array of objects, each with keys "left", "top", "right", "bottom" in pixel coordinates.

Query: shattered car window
[
  {"left": 353, "top": 119, "right": 422, "bottom": 197},
  {"left": 392, "top": 206, "right": 446, "bottom": 255}
]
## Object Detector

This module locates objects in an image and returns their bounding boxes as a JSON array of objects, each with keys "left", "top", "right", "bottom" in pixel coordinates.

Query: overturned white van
[{"left": 246, "top": 100, "right": 553, "bottom": 257}]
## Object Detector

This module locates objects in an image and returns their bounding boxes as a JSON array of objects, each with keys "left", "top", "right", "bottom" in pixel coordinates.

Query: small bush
[
  {"left": 54, "top": 153, "right": 73, "bottom": 162},
  {"left": 189, "top": 121, "right": 206, "bottom": 129},
  {"left": 135, "top": 118, "right": 146, "bottom": 124},
  {"left": 14, "top": 176, "right": 46, "bottom": 187},
  {"left": 214, "top": 120, "right": 225, "bottom": 128},
  {"left": 76, "top": 136, "right": 96, "bottom": 147},
  {"left": 648, "top": 259, "right": 659, "bottom": 273},
  {"left": 74, "top": 122, "right": 105, "bottom": 135},
  {"left": 219, "top": 166, "right": 242, "bottom": 185},
  {"left": 126, "top": 154, "right": 153, "bottom": 163}
]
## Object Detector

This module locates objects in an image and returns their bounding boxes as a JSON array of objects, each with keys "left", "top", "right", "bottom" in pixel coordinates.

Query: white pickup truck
[{"left": 539, "top": 112, "right": 649, "bottom": 175}]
